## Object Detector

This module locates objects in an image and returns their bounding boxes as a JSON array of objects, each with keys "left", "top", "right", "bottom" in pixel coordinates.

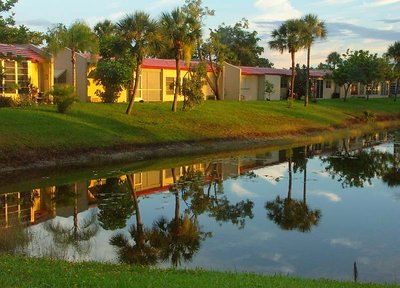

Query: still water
[{"left": 1, "top": 129, "right": 399, "bottom": 283}]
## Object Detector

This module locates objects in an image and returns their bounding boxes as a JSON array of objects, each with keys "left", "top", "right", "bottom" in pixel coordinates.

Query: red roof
[
  {"left": 240, "top": 66, "right": 328, "bottom": 78},
  {"left": 0, "top": 44, "right": 46, "bottom": 62},
  {"left": 240, "top": 66, "right": 292, "bottom": 76},
  {"left": 142, "top": 58, "right": 213, "bottom": 72}
]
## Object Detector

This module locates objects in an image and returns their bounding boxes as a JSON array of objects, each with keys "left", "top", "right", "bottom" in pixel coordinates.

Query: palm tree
[
  {"left": 94, "top": 20, "right": 117, "bottom": 38},
  {"left": 160, "top": 8, "right": 199, "bottom": 112},
  {"left": 118, "top": 12, "right": 159, "bottom": 115},
  {"left": 386, "top": 41, "right": 400, "bottom": 102},
  {"left": 46, "top": 21, "right": 98, "bottom": 93},
  {"left": 302, "top": 14, "right": 327, "bottom": 106},
  {"left": 269, "top": 19, "right": 306, "bottom": 101}
]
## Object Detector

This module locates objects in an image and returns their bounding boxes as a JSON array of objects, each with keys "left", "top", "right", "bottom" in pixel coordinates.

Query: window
[
  {"left": 350, "top": 84, "right": 358, "bottom": 95},
  {"left": 166, "top": 77, "right": 175, "bottom": 95},
  {"left": 4, "top": 60, "right": 16, "bottom": 93},
  {"left": 325, "top": 80, "right": 331, "bottom": 89},
  {"left": 280, "top": 76, "right": 288, "bottom": 88},
  {"left": 1, "top": 60, "right": 29, "bottom": 94},
  {"left": 366, "top": 84, "right": 378, "bottom": 95}
]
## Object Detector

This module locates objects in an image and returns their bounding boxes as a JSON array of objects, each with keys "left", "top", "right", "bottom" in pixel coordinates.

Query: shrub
[
  {"left": 48, "top": 85, "right": 77, "bottom": 113},
  {"left": 0, "top": 96, "right": 14, "bottom": 108}
]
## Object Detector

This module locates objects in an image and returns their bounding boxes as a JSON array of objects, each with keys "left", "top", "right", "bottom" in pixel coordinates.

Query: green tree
[
  {"left": 0, "top": 0, "right": 43, "bottom": 45},
  {"left": 160, "top": 7, "right": 199, "bottom": 112},
  {"left": 302, "top": 14, "right": 327, "bottom": 106},
  {"left": 212, "top": 19, "right": 265, "bottom": 66},
  {"left": 94, "top": 20, "right": 117, "bottom": 38},
  {"left": 182, "top": 62, "right": 206, "bottom": 110},
  {"left": 93, "top": 58, "right": 132, "bottom": 103},
  {"left": 326, "top": 51, "right": 342, "bottom": 70},
  {"left": 293, "top": 64, "right": 308, "bottom": 99},
  {"left": 264, "top": 79, "right": 274, "bottom": 100},
  {"left": 118, "top": 12, "right": 159, "bottom": 115},
  {"left": 46, "top": 21, "right": 98, "bottom": 93},
  {"left": 269, "top": 19, "right": 306, "bottom": 101},
  {"left": 385, "top": 41, "right": 400, "bottom": 102}
]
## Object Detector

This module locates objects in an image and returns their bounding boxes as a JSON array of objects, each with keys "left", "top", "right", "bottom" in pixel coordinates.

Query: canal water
[{"left": 1, "top": 128, "right": 399, "bottom": 283}]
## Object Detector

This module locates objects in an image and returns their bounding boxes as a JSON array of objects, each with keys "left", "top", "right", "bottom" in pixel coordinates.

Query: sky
[{"left": 11, "top": 0, "right": 400, "bottom": 68}]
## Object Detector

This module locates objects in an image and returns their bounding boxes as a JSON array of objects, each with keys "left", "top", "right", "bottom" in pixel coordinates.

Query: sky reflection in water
[{"left": 1, "top": 129, "right": 399, "bottom": 283}]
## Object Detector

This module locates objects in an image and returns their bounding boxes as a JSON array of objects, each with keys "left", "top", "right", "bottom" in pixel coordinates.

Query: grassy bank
[
  {"left": 0, "top": 255, "right": 398, "bottom": 288},
  {"left": 0, "top": 98, "right": 399, "bottom": 169}
]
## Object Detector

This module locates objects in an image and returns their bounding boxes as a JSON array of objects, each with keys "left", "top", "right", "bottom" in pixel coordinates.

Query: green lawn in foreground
[
  {"left": 0, "top": 98, "right": 399, "bottom": 159},
  {"left": 0, "top": 255, "right": 398, "bottom": 288}
]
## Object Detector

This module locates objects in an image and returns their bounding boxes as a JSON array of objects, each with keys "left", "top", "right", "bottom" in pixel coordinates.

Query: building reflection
[{"left": 0, "top": 131, "right": 391, "bottom": 229}]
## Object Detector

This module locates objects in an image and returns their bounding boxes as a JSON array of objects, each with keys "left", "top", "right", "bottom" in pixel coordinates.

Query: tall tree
[
  {"left": 326, "top": 51, "right": 342, "bottom": 70},
  {"left": 118, "top": 12, "right": 159, "bottom": 115},
  {"left": 46, "top": 21, "right": 98, "bottom": 93},
  {"left": 386, "top": 41, "right": 400, "bottom": 102},
  {"left": 302, "top": 14, "right": 327, "bottom": 106},
  {"left": 212, "top": 19, "right": 265, "bottom": 66},
  {"left": 269, "top": 19, "right": 306, "bottom": 101},
  {"left": 160, "top": 8, "right": 199, "bottom": 112}
]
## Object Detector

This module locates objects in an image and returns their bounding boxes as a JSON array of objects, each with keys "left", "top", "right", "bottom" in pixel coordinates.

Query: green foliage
[
  {"left": 294, "top": 64, "right": 308, "bottom": 99},
  {"left": 48, "top": 84, "right": 77, "bottom": 113},
  {"left": 93, "top": 59, "right": 132, "bottom": 103},
  {"left": 0, "top": 0, "right": 44, "bottom": 45},
  {"left": 264, "top": 79, "right": 274, "bottom": 100},
  {"left": 182, "top": 63, "right": 206, "bottom": 110},
  {"left": 269, "top": 19, "right": 307, "bottom": 100},
  {"left": 211, "top": 19, "right": 265, "bottom": 66}
]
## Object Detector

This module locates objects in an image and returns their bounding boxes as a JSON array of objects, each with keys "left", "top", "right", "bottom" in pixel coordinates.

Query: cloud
[
  {"left": 253, "top": 163, "right": 287, "bottom": 185},
  {"left": 380, "top": 18, "right": 400, "bottom": 23},
  {"left": 231, "top": 183, "right": 258, "bottom": 198},
  {"left": 363, "top": 0, "right": 400, "bottom": 7},
  {"left": 253, "top": 0, "right": 302, "bottom": 21},
  {"left": 327, "top": 22, "right": 400, "bottom": 41},
  {"left": 316, "top": 0, "right": 355, "bottom": 5},
  {"left": 330, "top": 238, "right": 361, "bottom": 249},
  {"left": 312, "top": 191, "right": 342, "bottom": 202},
  {"left": 16, "top": 18, "right": 54, "bottom": 27},
  {"left": 259, "top": 231, "right": 275, "bottom": 241}
]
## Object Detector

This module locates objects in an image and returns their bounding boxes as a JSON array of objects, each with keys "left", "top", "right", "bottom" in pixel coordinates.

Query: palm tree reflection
[
  {"left": 266, "top": 149, "right": 321, "bottom": 232},
  {"left": 45, "top": 184, "right": 99, "bottom": 258}
]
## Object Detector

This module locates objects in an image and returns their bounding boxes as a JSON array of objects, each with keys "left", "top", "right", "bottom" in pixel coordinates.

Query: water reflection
[
  {"left": 266, "top": 148, "right": 321, "bottom": 232},
  {"left": 0, "top": 129, "right": 399, "bottom": 282}
]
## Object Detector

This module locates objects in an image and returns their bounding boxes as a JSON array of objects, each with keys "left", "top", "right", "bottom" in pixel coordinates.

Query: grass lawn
[
  {"left": 0, "top": 98, "right": 399, "bottom": 167},
  {"left": 0, "top": 255, "right": 398, "bottom": 288}
]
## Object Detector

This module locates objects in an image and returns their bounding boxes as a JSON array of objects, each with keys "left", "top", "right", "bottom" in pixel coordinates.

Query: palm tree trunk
[
  {"left": 71, "top": 48, "right": 77, "bottom": 94},
  {"left": 288, "top": 156, "right": 292, "bottom": 200},
  {"left": 395, "top": 78, "right": 399, "bottom": 102},
  {"left": 290, "top": 51, "right": 296, "bottom": 101},
  {"left": 172, "top": 52, "right": 181, "bottom": 112},
  {"left": 126, "top": 63, "right": 141, "bottom": 115},
  {"left": 303, "top": 146, "right": 308, "bottom": 204},
  {"left": 126, "top": 174, "right": 144, "bottom": 245},
  {"left": 305, "top": 46, "right": 311, "bottom": 107}
]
